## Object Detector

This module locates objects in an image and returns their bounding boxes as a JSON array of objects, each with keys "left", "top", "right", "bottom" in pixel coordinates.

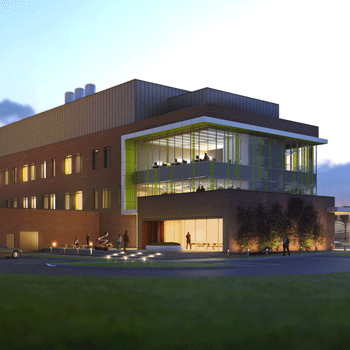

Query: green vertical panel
[
  {"left": 258, "top": 137, "right": 262, "bottom": 181},
  {"left": 210, "top": 162, "right": 215, "bottom": 190},
  {"left": 227, "top": 132, "right": 230, "bottom": 187},
  {"left": 235, "top": 132, "right": 240, "bottom": 179},
  {"left": 281, "top": 141, "right": 284, "bottom": 191},
  {"left": 293, "top": 144, "right": 298, "bottom": 171},
  {"left": 252, "top": 136, "right": 255, "bottom": 190},
  {"left": 192, "top": 131, "right": 195, "bottom": 161},
  {"left": 166, "top": 136, "right": 169, "bottom": 165},
  {"left": 154, "top": 169, "right": 158, "bottom": 196},
  {"left": 146, "top": 142, "right": 150, "bottom": 196},
  {"left": 125, "top": 139, "right": 136, "bottom": 210}
]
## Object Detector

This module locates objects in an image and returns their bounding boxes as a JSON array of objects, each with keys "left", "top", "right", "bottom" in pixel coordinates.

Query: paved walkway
[{"left": 2, "top": 251, "right": 350, "bottom": 278}]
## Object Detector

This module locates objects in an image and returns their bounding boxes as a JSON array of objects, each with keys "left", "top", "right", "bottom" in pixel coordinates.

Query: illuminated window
[
  {"left": 104, "top": 147, "right": 111, "bottom": 168},
  {"left": 4, "top": 169, "right": 9, "bottom": 185},
  {"left": 31, "top": 196, "right": 36, "bottom": 209},
  {"left": 65, "top": 192, "right": 74, "bottom": 210},
  {"left": 92, "top": 189, "right": 98, "bottom": 209},
  {"left": 12, "top": 199, "right": 17, "bottom": 208},
  {"left": 42, "top": 195, "right": 49, "bottom": 209},
  {"left": 23, "top": 165, "right": 28, "bottom": 182},
  {"left": 41, "top": 161, "right": 46, "bottom": 179},
  {"left": 64, "top": 155, "right": 72, "bottom": 175},
  {"left": 51, "top": 159, "right": 56, "bottom": 177},
  {"left": 75, "top": 153, "right": 82, "bottom": 173},
  {"left": 74, "top": 191, "right": 83, "bottom": 210},
  {"left": 102, "top": 188, "right": 111, "bottom": 208},
  {"left": 92, "top": 150, "right": 98, "bottom": 170},
  {"left": 23, "top": 197, "right": 29, "bottom": 209},
  {"left": 30, "top": 163, "right": 36, "bottom": 181},
  {"left": 13, "top": 167, "right": 18, "bottom": 183},
  {"left": 50, "top": 194, "right": 56, "bottom": 210}
]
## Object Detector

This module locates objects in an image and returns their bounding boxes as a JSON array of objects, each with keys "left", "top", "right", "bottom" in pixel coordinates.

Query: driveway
[{"left": 1, "top": 253, "right": 350, "bottom": 277}]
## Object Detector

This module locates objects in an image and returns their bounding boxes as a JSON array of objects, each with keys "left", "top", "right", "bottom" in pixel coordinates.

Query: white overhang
[
  {"left": 327, "top": 207, "right": 350, "bottom": 215},
  {"left": 121, "top": 116, "right": 328, "bottom": 144}
]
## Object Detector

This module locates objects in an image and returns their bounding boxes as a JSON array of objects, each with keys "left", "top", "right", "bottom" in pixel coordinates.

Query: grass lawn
[{"left": 2, "top": 273, "right": 350, "bottom": 349}]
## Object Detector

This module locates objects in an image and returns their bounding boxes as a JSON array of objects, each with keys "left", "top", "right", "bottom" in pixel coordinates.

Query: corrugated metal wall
[
  {"left": 167, "top": 88, "right": 279, "bottom": 118},
  {"left": 0, "top": 80, "right": 138, "bottom": 158},
  {"left": 134, "top": 80, "right": 188, "bottom": 122}
]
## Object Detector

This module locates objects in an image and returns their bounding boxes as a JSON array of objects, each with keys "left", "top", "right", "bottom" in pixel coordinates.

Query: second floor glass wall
[{"left": 134, "top": 126, "right": 317, "bottom": 196}]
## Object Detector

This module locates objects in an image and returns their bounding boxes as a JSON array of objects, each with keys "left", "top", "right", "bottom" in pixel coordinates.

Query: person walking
[
  {"left": 74, "top": 237, "right": 79, "bottom": 248},
  {"left": 123, "top": 230, "right": 130, "bottom": 252},
  {"left": 186, "top": 232, "right": 192, "bottom": 250},
  {"left": 117, "top": 234, "right": 121, "bottom": 250},
  {"left": 86, "top": 233, "right": 90, "bottom": 247},
  {"left": 283, "top": 235, "right": 290, "bottom": 256}
]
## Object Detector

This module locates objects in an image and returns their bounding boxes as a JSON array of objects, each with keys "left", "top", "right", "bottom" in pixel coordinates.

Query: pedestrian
[
  {"left": 86, "top": 233, "right": 90, "bottom": 247},
  {"left": 117, "top": 234, "right": 121, "bottom": 250},
  {"left": 186, "top": 232, "right": 191, "bottom": 249},
  {"left": 283, "top": 235, "right": 290, "bottom": 256},
  {"left": 74, "top": 237, "right": 79, "bottom": 248},
  {"left": 123, "top": 230, "right": 130, "bottom": 252}
]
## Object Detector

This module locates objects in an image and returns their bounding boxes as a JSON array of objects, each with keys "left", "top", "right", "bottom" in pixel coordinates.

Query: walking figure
[
  {"left": 86, "top": 233, "right": 90, "bottom": 247},
  {"left": 123, "top": 230, "right": 130, "bottom": 252},
  {"left": 117, "top": 234, "right": 121, "bottom": 250},
  {"left": 283, "top": 235, "right": 290, "bottom": 256}
]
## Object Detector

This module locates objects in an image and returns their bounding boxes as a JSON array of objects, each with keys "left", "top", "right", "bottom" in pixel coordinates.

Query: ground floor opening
[{"left": 142, "top": 218, "right": 223, "bottom": 251}]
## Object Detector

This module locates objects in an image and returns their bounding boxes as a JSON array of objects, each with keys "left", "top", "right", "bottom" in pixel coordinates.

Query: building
[{"left": 0, "top": 79, "right": 335, "bottom": 252}]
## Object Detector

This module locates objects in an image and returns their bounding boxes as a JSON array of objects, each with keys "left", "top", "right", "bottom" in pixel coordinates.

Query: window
[
  {"left": 42, "top": 195, "right": 49, "bottom": 209},
  {"left": 13, "top": 167, "right": 18, "bottom": 183},
  {"left": 92, "top": 150, "right": 98, "bottom": 170},
  {"left": 12, "top": 199, "right": 17, "bottom": 208},
  {"left": 104, "top": 147, "right": 111, "bottom": 168},
  {"left": 23, "top": 165, "right": 28, "bottom": 182},
  {"left": 92, "top": 189, "right": 98, "bottom": 209},
  {"left": 30, "top": 163, "right": 36, "bottom": 180},
  {"left": 4, "top": 169, "right": 9, "bottom": 185},
  {"left": 75, "top": 153, "right": 82, "bottom": 173},
  {"left": 41, "top": 161, "right": 46, "bottom": 179},
  {"left": 31, "top": 196, "right": 36, "bottom": 209},
  {"left": 65, "top": 193, "right": 74, "bottom": 210},
  {"left": 64, "top": 155, "right": 72, "bottom": 175},
  {"left": 74, "top": 191, "right": 83, "bottom": 210},
  {"left": 51, "top": 159, "right": 56, "bottom": 177},
  {"left": 102, "top": 188, "right": 111, "bottom": 208},
  {"left": 6, "top": 199, "right": 10, "bottom": 208},
  {"left": 23, "top": 197, "right": 29, "bottom": 209},
  {"left": 50, "top": 194, "right": 56, "bottom": 209}
]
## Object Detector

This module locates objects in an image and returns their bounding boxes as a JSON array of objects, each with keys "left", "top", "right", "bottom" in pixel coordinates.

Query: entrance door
[
  {"left": 6, "top": 234, "right": 15, "bottom": 248},
  {"left": 20, "top": 232, "right": 39, "bottom": 252}
]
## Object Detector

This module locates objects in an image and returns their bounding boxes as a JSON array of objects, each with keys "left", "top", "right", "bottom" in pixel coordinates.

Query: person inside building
[{"left": 186, "top": 232, "right": 191, "bottom": 249}]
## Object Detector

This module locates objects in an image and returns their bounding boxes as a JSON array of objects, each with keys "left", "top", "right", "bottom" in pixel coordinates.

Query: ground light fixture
[
  {"left": 124, "top": 256, "right": 128, "bottom": 260},
  {"left": 137, "top": 252, "right": 142, "bottom": 255},
  {"left": 143, "top": 257, "right": 147, "bottom": 262},
  {"left": 106, "top": 255, "right": 111, "bottom": 259},
  {"left": 155, "top": 253, "right": 162, "bottom": 256},
  {"left": 148, "top": 255, "right": 154, "bottom": 258}
]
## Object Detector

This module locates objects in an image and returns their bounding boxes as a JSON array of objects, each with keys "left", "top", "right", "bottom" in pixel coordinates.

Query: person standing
[
  {"left": 86, "top": 234, "right": 90, "bottom": 247},
  {"left": 74, "top": 237, "right": 79, "bottom": 248},
  {"left": 117, "top": 234, "right": 121, "bottom": 250},
  {"left": 283, "top": 235, "right": 290, "bottom": 256},
  {"left": 186, "top": 232, "right": 191, "bottom": 250},
  {"left": 123, "top": 230, "right": 130, "bottom": 252}
]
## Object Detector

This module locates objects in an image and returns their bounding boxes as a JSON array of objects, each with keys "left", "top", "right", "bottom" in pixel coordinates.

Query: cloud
[{"left": 0, "top": 99, "right": 35, "bottom": 127}]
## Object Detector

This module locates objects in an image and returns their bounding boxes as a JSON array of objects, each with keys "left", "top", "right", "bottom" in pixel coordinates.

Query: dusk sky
[{"left": 1, "top": 0, "right": 348, "bottom": 165}]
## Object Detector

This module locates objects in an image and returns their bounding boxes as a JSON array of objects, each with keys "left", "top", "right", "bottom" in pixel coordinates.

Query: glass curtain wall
[
  {"left": 164, "top": 218, "right": 223, "bottom": 251},
  {"left": 135, "top": 127, "right": 317, "bottom": 197}
]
